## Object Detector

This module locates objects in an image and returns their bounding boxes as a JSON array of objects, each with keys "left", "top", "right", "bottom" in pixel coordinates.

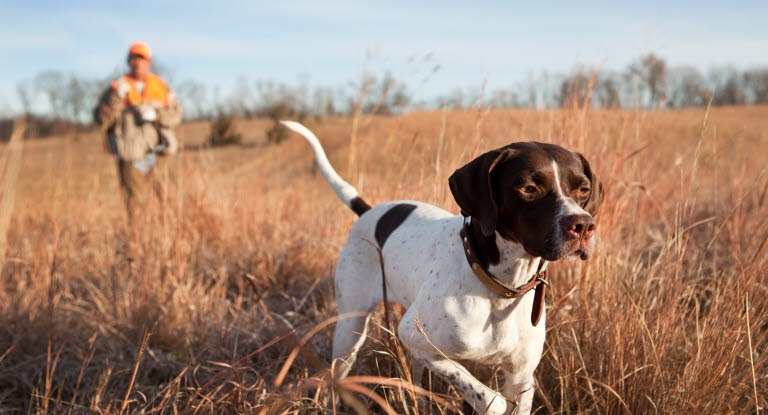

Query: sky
[{"left": 1, "top": 0, "right": 767, "bottom": 113}]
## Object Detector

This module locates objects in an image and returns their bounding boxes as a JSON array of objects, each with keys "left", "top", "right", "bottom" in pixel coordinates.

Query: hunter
[{"left": 94, "top": 42, "right": 181, "bottom": 220}]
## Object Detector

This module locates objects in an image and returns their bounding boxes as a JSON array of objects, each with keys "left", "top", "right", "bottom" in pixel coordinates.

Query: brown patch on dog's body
[
  {"left": 349, "top": 196, "right": 372, "bottom": 216},
  {"left": 374, "top": 203, "right": 418, "bottom": 247}
]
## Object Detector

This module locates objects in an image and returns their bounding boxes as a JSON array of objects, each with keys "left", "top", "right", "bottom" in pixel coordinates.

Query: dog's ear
[
  {"left": 576, "top": 152, "right": 604, "bottom": 217},
  {"left": 449, "top": 148, "right": 515, "bottom": 237}
]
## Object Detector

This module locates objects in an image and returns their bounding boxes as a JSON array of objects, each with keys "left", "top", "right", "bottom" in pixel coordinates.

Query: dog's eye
[
  {"left": 579, "top": 187, "right": 591, "bottom": 195},
  {"left": 519, "top": 185, "right": 538, "bottom": 195}
]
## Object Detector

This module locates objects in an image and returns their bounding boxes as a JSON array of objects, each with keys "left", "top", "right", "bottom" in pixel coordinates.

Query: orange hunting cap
[{"left": 128, "top": 42, "right": 152, "bottom": 59}]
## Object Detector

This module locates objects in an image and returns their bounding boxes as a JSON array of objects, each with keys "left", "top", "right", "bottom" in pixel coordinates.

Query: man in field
[{"left": 94, "top": 42, "right": 181, "bottom": 220}]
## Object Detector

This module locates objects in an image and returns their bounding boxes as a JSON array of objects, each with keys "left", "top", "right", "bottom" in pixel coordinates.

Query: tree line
[{"left": 3, "top": 53, "right": 768, "bottom": 140}]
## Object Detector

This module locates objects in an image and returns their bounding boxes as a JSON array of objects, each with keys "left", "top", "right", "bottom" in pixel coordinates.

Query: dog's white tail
[{"left": 281, "top": 121, "right": 371, "bottom": 216}]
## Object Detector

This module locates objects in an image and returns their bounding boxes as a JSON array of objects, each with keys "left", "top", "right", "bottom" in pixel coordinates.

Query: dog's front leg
[
  {"left": 411, "top": 350, "right": 511, "bottom": 415},
  {"left": 502, "top": 369, "right": 535, "bottom": 415}
]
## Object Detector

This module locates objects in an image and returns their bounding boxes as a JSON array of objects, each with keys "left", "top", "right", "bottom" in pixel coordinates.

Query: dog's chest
[
  {"left": 406, "top": 274, "right": 542, "bottom": 365},
  {"left": 370, "top": 209, "right": 546, "bottom": 366},
  {"left": 444, "top": 293, "right": 544, "bottom": 364}
]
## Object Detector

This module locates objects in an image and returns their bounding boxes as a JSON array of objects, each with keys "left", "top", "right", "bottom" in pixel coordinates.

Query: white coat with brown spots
[{"left": 281, "top": 121, "right": 604, "bottom": 415}]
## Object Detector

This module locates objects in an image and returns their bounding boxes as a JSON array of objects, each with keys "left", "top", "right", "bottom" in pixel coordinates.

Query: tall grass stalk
[{"left": 0, "top": 105, "right": 766, "bottom": 413}]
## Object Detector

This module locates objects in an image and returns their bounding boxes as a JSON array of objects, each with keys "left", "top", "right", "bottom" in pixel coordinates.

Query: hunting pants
[{"left": 117, "top": 157, "right": 165, "bottom": 221}]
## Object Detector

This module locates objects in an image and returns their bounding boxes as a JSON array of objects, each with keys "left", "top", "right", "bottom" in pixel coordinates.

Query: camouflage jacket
[{"left": 93, "top": 75, "right": 182, "bottom": 161}]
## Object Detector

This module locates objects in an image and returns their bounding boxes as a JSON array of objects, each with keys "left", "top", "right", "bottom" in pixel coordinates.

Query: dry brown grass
[{"left": 0, "top": 105, "right": 767, "bottom": 414}]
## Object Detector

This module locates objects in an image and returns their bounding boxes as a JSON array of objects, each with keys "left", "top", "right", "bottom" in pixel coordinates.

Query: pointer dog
[{"left": 282, "top": 121, "right": 603, "bottom": 415}]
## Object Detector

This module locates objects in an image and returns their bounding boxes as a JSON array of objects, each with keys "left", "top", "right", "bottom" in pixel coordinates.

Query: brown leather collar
[{"left": 460, "top": 217, "right": 549, "bottom": 326}]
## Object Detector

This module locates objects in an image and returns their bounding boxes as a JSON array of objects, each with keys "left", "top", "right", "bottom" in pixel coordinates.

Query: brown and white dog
[{"left": 282, "top": 121, "right": 604, "bottom": 414}]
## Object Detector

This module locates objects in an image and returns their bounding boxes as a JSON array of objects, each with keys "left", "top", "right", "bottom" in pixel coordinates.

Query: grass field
[{"left": 1, "top": 105, "right": 767, "bottom": 414}]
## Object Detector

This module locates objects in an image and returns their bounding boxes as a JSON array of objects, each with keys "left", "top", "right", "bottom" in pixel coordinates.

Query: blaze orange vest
[{"left": 111, "top": 73, "right": 169, "bottom": 106}]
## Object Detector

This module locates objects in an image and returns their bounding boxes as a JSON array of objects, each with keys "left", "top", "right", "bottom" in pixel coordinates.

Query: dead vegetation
[{"left": 0, "top": 104, "right": 767, "bottom": 414}]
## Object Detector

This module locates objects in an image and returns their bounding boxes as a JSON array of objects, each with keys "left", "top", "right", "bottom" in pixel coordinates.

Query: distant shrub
[
  {"left": 265, "top": 103, "right": 293, "bottom": 145},
  {"left": 266, "top": 121, "right": 289, "bottom": 145},
  {"left": 0, "top": 115, "right": 91, "bottom": 141},
  {"left": 208, "top": 114, "right": 242, "bottom": 147}
]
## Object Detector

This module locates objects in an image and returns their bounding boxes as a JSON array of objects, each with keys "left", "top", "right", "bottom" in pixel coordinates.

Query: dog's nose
[{"left": 563, "top": 214, "right": 596, "bottom": 239}]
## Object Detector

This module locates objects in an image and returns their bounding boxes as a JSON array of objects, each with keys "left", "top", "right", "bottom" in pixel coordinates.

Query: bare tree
[
  {"left": 176, "top": 80, "right": 208, "bottom": 120},
  {"left": 743, "top": 68, "right": 768, "bottom": 104},
  {"left": 311, "top": 86, "right": 336, "bottom": 117},
  {"left": 15, "top": 82, "right": 34, "bottom": 115},
  {"left": 668, "top": 67, "right": 708, "bottom": 107},
  {"left": 595, "top": 76, "right": 621, "bottom": 108},
  {"left": 442, "top": 88, "right": 466, "bottom": 109},
  {"left": 710, "top": 67, "right": 747, "bottom": 106},
  {"left": 488, "top": 89, "right": 519, "bottom": 109},
  {"left": 12, "top": 52, "right": 768, "bottom": 128},
  {"left": 63, "top": 76, "right": 87, "bottom": 122},
  {"left": 227, "top": 76, "right": 255, "bottom": 117},
  {"left": 149, "top": 57, "right": 176, "bottom": 86},
  {"left": 630, "top": 54, "right": 668, "bottom": 109},
  {"left": 361, "top": 72, "right": 409, "bottom": 116},
  {"left": 559, "top": 72, "right": 593, "bottom": 107},
  {"left": 35, "top": 71, "right": 65, "bottom": 117}
]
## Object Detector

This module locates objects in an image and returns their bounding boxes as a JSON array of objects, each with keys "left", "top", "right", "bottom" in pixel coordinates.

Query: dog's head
[{"left": 449, "top": 142, "right": 604, "bottom": 261}]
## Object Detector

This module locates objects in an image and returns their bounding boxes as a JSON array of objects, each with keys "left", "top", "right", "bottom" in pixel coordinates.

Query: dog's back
[
  {"left": 340, "top": 201, "right": 460, "bottom": 308},
  {"left": 280, "top": 120, "right": 466, "bottom": 309}
]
